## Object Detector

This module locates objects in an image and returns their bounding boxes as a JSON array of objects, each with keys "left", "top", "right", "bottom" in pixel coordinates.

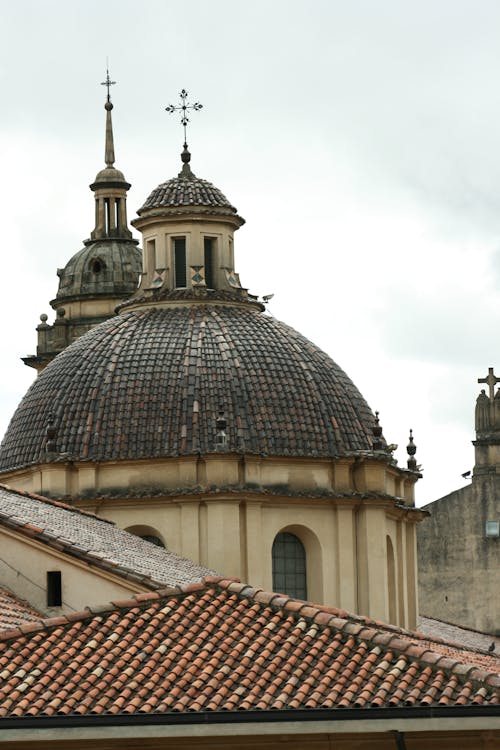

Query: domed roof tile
[
  {"left": 0, "top": 306, "right": 376, "bottom": 469},
  {"left": 139, "top": 176, "right": 237, "bottom": 213},
  {"left": 55, "top": 240, "right": 142, "bottom": 302}
]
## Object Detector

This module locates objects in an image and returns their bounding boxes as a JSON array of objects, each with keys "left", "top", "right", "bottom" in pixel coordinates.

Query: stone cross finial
[{"left": 478, "top": 367, "right": 500, "bottom": 402}]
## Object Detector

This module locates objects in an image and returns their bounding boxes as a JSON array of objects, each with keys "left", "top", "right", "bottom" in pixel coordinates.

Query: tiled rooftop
[
  {"left": 56, "top": 239, "right": 141, "bottom": 302},
  {"left": 0, "top": 578, "right": 498, "bottom": 718},
  {"left": 139, "top": 174, "right": 237, "bottom": 213},
  {"left": 0, "top": 306, "right": 377, "bottom": 469},
  {"left": 0, "top": 588, "right": 42, "bottom": 633},
  {"left": 420, "top": 616, "right": 500, "bottom": 654},
  {"left": 0, "top": 484, "right": 215, "bottom": 588}
]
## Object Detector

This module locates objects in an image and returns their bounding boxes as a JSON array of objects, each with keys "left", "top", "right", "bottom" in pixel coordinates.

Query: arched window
[
  {"left": 272, "top": 532, "right": 307, "bottom": 600},
  {"left": 124, "top": 525, "right": 166, "bottom": 549},
  {"left": 140, "top": 534, "right": 165, "bottom": 548}
]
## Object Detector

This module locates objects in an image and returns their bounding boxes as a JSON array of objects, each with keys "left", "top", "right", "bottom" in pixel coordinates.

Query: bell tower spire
[
  {"left": 22, "top": 68, "right": 142, "bottom": 373},
  {"left": 90, "top": 68, "right": 132, "bottom": 241},
  {"left": 101, "top": 67, "right": 116, "bottom": 168}
]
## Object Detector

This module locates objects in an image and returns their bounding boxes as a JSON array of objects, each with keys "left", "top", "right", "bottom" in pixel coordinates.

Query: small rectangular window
[
  {"left": 146, "top": 239, "right": 156, "bottom": 278},
  {"left": 47, "top": 571, "right": 62, "bottom": 607},
  {"left": 486, "top": 521, "right": 500, "bottom": 538},
  {"left": 204, "top": 238, "right": 214, "bottom": 289},
  {"left": 174, "top": 238, "right": 187, "bottom": 288}
]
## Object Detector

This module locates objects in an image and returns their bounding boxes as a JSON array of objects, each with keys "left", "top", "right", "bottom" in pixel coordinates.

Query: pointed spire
[
  {"left": 101, "top": 66, "right": 116, "bottom": 167},
  {"left": 104, "top": 100, "right": 115, "bottom": 167},
  {"left": 89, "top": 67, "right": 133, "bottom": 242}
]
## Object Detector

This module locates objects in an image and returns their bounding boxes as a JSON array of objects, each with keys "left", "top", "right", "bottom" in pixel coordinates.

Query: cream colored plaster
[
  {"left": 135, "top": 215, "right": 242, "bottom": 292},
  {"left": 0, "top": 527, "right": 147, "bottom": 617},
  {"left": 0, "top": 453, "right": 422, "bottom": 626},
  {"left": 60, "top": 298, "right": 118, "bottom": 319}
]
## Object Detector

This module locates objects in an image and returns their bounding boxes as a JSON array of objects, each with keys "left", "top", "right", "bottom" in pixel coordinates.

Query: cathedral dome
[
  {"left": 0, "top": 304, "right": 377, "bottom": 470},
  {"left": 55, "top": 240, "right": 142, "bottom": 303}
]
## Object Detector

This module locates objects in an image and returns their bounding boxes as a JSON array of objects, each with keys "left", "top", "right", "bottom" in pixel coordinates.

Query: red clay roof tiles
[
  {"left": 0, "top": 588, "right": 42, "bottom": 633},
  {"left": 0, "top": 578, "right": 498, "bottom": 718}
]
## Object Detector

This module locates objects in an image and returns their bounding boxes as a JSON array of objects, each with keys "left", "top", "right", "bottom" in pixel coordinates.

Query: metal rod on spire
[
  {"left": 165, "top": 89, "right": 203, "bottom": 147},
  {"left": 101, "top": 63, "right": 116, "bottom": 104}
]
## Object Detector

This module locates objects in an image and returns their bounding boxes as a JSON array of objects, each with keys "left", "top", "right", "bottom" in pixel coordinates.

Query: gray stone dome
[
  {"left": 0, "top": 305, "right": 378, "bottom": 470},
  {"left": 55, "top": 240, "right": 142, "bottom": 303}
]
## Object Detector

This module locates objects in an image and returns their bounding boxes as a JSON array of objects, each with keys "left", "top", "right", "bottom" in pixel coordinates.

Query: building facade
[
  {"left": 0, "top": 93, "right": 424, "bottom": 629},
  {"left": 418, "top": 368, "right": 500, "bottom": 635}
]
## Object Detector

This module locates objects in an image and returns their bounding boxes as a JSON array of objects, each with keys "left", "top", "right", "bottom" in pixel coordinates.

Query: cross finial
[
  {"left": 165, "top": 89, "right": 203, "bottom": 147},
  {"left": 101, "top": 63, "right": 116, "bottom": 105},
  {"left": 478, "top": 367, "right": 500, "bottom": 402}
]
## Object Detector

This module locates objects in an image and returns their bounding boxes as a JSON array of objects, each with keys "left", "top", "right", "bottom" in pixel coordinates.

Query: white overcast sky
[{"left": 1, "top": 0, "right": 500, "bottom": 505}]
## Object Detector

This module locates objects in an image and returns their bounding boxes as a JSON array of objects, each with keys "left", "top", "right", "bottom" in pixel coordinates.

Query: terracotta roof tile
[
  {"left": 0, "top": 578, "right": 499, "bottom": 718},
  {"left": 0, "top": 589, "right": 42, "bottom": 633}
]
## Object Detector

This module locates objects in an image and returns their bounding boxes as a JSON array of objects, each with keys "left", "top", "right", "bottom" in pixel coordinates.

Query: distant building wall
[{"left": 418, "top": 481, "right": 500, "bottom": 634}]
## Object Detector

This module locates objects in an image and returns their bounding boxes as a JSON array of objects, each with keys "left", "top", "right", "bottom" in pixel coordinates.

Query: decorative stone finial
[
  {"left": 407, "top": 429, "right": 417, "bottom": 470},
  {"left": 372, "top": 411, "right": 383, "bottom": 451},
  {"left": 478, "top": 367, "right": 500, "bottom": 403},
  {"left": 215, "top": 407, "right": 228, "bottom": 452},
  {"left": 100, "top": 66, "right": 116, "bottom": 167},
  {"left": 178, "top": 142, "right": 196, "bottom": 179}
]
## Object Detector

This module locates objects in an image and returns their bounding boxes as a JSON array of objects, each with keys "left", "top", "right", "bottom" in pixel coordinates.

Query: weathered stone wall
[{"left": 418, "top": 481, "right": 500, "bottom": 634}]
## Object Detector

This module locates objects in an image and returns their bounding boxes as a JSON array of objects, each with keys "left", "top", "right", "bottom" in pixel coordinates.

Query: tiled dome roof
[
  {"left": 139, "top": 175, "right": 237, "bottom": 213},
  {"left": 0, "top": 306, "right": 377, "bottom": 469},
  {"left": 55, "top": 240, "right": 142, "bottom": 302}
]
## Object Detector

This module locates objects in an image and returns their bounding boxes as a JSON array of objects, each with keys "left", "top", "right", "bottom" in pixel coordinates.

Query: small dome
[
  {"left": 0, "top": 305, "right": 377, "bottom": 470},
  {"left": 92, "top": 166, "right": 128, "bottom": 186},
  {"left": 139, "top": 175, "right": 238, "bottom": 214},
  {"left": 55, "top": 240, "right": 142, "bottom": 302}
]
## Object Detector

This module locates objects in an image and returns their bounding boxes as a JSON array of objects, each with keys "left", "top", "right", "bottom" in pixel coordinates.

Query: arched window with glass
[{"left": 272, "top": 531, "right": 307, "bottom": 600}]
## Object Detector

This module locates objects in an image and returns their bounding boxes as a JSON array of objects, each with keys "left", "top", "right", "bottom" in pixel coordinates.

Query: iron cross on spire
[
  {"left": 101, "top": 66, "right": 116, "bottom": 103},
  {"left": 478, "top": 367, "right": 500, "bottom": 401},
  {"left": 165, "top": 89, "right": 203, "bottom": 146}
]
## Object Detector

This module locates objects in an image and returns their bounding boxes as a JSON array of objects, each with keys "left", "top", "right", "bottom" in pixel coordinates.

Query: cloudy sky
[{"left": 1, "top": 0, "right": 500, "bottom": 505}]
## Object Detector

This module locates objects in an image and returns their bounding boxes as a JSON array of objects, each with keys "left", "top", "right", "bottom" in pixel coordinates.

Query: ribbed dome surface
[
  {"left": 140, "top": 176, "right": 237, "bottom": 212},
  {"left": 56, "top": 240, "right": 142, "bottom": 301},
  {"left": 0, "top": 306, "right": 376, "bottom": 469}
]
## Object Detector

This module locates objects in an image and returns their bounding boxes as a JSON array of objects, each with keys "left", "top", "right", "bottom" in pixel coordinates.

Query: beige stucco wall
[
  {"left": 0, "top": 527, "right": 147, "bottom": 618},
  {"left": 4, "top": 454, "right": 418, "bottom": 506},
  {"left": 135, "top": 215, "right": 239, "bottom": 292},
  {"left": 78, "top": 493, "right": 420, "bottom": 629},
  {"left": 1, "top": 453, "right": 422, "bottom": 629}
]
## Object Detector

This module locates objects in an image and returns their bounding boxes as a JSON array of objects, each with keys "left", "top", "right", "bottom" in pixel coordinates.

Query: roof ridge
[
  {"left": 0, "top": 508, "right": 165, "bottom": 590},
  {"left": 1, "top": 576, "right": 498, "bottom": 687},
  {"left": 0, "top": 483, "right": 115, "bottom": 524},
  {"left": 213, "top": 579, "right": 500, "bottom": 686}
]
